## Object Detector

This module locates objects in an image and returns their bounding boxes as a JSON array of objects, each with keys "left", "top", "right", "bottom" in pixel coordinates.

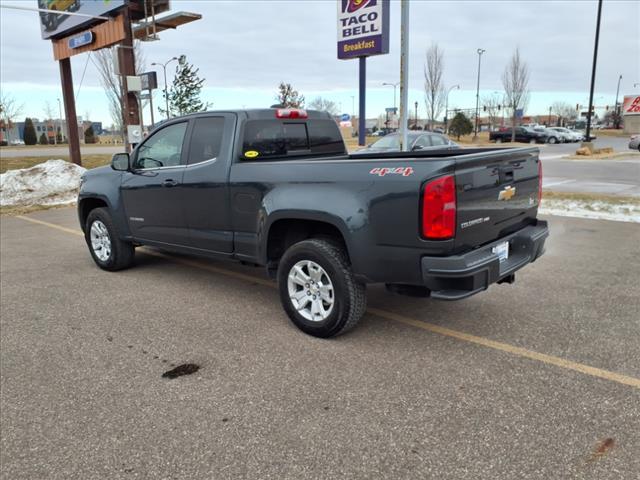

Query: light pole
[
  {"left": 382, "top": 82, "right": 400, "bottom": 111},
  {"left": 444, "top": 84, "right": 460, "bottom": 133},
  {"left": 614, "top": 74, "right": 622, "bottom": 129},
  {"left": 414, "top": 101, "right": 418, "bottom": 129},
  {"left": 474, "top": 48, "right": 485, "bottom": 139},
  {"left": 151, "top": 56, "right": 179, "bottom": 119},
  {"left": 350, "top": 95, "right": 355, "bottom": 117}
]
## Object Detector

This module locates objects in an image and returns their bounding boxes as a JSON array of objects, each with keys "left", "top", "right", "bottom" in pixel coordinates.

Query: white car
[
  {"left": 549, "top": 127, "right": 580, "bottom": 143},
  {"left": 9, "top": 139, "right": 25, "bottom": 146}
]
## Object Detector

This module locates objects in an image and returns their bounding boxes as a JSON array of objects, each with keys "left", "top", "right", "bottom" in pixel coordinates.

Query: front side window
[
  {"left": 430, "top": 134, "right": 447, "bottom": 146},
  {"left": 135, "top": 122, "right": 187, "bottom": 169}
]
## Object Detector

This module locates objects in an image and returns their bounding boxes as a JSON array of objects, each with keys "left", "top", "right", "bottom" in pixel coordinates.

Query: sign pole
[
  {"left": 148, "top": 89, "right": 155, "bottom": 127},
  {"left": 399, "top": 0, "right": 409, "bottom": 151},
  {"left": 358, "top": 56, "right": 366, "bottom": 147},
  {"left": 59, "top": 58, "right": 81, "bottom": 166}
]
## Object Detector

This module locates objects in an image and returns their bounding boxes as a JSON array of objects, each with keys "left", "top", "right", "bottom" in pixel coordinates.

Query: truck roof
[{"left": 163, "top": 108, "right": 335, "bottom": 122}]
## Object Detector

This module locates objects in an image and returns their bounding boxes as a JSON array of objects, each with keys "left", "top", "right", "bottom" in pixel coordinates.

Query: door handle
[{"left": 162, "top": 179, "right": 178, "bottom": 188}]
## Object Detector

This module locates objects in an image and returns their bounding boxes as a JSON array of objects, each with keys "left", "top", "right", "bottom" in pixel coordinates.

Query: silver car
[
  {"left": 353, "top": 131, "right": 459, "bottom": 154},
  {"left": 629, "top": 134, "right": 640, "bottom": 152},
  {"left": 549, "top": 127, "right": 579, "bottom": 143}
]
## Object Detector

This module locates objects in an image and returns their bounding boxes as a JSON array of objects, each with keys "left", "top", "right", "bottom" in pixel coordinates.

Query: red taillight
[
  {"left": 422, "top": 175, "right": 456, "bottom": 239},
  {"left": 538, "top": 160, "right": 543, "bottom": 205},
  {"left": 276, "top": 108, "right": 308, "bottom": 119}
]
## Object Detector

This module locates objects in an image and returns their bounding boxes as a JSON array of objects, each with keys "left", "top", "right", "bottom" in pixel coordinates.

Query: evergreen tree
[
  {"left": 84, "top": 125, "right": 95, "bottom": 144},
  {"left": 448, "top": 112, "right": 473, "bottom": 140},
  {"left": 23, "top": 118, "right": 37, "bottom": 145},
  {"left": 275, "top": 82, "right": 305, "bottom": 108},
  {"left": 161, "top": 57, "right": 210, "bottom": 117},
  {"left": 39, "top": 132, "right": 48, "bottom": 145}
]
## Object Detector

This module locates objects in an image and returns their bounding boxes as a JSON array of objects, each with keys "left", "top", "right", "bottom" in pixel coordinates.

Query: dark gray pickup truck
[{"left": 78, "top": 108, "right": 548, "bottom": 337}]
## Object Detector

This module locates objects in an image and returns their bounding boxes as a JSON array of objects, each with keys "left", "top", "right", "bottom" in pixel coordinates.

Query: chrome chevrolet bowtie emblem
[{"left": 498, "top": 186, "right": 516, "bottom": 201}]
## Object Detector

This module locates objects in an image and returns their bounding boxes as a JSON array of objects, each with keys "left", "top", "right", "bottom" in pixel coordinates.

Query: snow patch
[
  {"left": 540, "top": 199, "right": 640, "bottom": 223},
  {"left": 0, "top": 159, "right": 86, "bottom": 207}
]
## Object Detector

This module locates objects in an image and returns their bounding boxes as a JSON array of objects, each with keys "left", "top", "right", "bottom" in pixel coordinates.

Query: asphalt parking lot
[{"left": 1, "top": 207, "right": 639, "bottom": 479}]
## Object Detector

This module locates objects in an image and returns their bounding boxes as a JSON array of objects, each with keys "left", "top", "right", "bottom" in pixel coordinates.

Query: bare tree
[
  {"left": 308, "top": 97, "right": 339, "bottom": 116},
  {"left": 0, "top": 93, "right": 24, "bottom": 143},
  {"left": 502, "top": 48, "right": 530, "bottom": 141},
  {"left": 93, "top": 42, "right": 146, "bottom": 141},
  {"left": 275, "top": 82, "right": 305, "bottom": 108},
  {"left": 423, "top": 43, "right": 445, "bottom": 131},
  {"left": 482, "top": 93, "right": 503, "bottom": 130},
  {"left": 43, "top": 100, "right": 56, "bottom": 120},
  {"left": 551, "top": 101, "right": 577, "bottom": 127}
]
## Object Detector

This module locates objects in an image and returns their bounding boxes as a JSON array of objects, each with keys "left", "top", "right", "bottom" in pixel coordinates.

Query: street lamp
[
  {"left": 474, "top": 48, "right": 485, "bottom": 139},
  {"left": 350, "top": 95, "right": 355, "bottom": 117},
  {"left": 151, "top": 56, "right": 180, "bottom": 119},
  {"left": 382, "top": 82, "right": 400, "bottom": 111},
  {"left": 444, "top": 84, "right": 460, "bottom": 133},
  {"left": 414, "top": 101, "right": 418, "bottom": 129},
  {"left": 614, "top": 74, "right": 622, "bottom": 129}
]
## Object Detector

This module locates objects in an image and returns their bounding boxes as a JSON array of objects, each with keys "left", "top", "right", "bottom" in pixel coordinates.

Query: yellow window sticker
[{"left": 244, "top": 150, "right": 259, "bottom": 158}]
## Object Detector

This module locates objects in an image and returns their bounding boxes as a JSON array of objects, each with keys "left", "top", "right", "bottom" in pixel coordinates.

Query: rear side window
[
  {"left": 188, "top": 117, "right": 225, "bottom": 164},
  {"left": 242, "top": 119, "right": 344, "bottom": 159}
]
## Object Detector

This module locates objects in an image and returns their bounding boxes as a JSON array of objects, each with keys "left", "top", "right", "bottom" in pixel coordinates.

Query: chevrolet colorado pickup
[{"left": 78, "top": 108, "right": 548, "bottom": 338}]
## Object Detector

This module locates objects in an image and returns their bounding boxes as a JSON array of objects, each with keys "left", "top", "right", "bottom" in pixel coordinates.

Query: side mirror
[
  {"left": 412, "top": 144, "right": 424, "bottom": 151},
  {"left": 111, "top": 152, "right": 130, "bottom": 171}
]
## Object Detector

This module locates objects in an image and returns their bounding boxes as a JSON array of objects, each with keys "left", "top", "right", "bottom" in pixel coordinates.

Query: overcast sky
[{"left": 1, "top": 0, "right": 638, "bottom": 125}]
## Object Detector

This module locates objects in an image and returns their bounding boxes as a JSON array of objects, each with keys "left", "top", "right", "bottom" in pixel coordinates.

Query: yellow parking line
[
  {"left": 17, "top": 215, "right": 84, "bottom": 237},
  {"left": 15, "top": 215, "right": 640, "bottom": 389}
]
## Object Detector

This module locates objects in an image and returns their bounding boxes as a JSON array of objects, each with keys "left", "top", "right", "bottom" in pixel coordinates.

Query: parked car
[
  {"left": 489, "top": 126, "right": 549, "bottom": 144},
  {"left": 532, "top": 127, "right": 561, "bottom": 144},
  {"left": 548, "top": 127, "right": 578, "bottom": 143},
  {"left": 78, "top": 108, "right": 548, "bottom": 338},
  {"left": 629, "top": 134, "right": 640, "bottom": 151},
  {"left": 352, "top": 131, "right": 459, "bottom": 154},
  {"left": 9, "top": 139, "right": 25, "bottom": 146}
]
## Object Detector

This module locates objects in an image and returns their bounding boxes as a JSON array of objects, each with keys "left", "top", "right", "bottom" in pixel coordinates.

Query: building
[
  {"left": 622, "top": 95, "right": 640, "bottom": 134},
  {"left": 5, "top": 117, "right": 103, "bottom": 144}
]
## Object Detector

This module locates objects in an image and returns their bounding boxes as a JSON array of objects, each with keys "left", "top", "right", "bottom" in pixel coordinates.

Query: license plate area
[{"left": 492, "top": 241, "right": 509, "bottom": 263}]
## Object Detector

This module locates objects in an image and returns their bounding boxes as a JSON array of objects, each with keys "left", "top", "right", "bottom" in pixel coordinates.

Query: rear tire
[
  {"left": 277, "top": 239, "right": 366, "bottom": 338},
  {"left": 85, "top": 207, "right": 135, "bottom": 271},
  {"left": 529, "top": 139, "right": 537, "bottom": 144}
]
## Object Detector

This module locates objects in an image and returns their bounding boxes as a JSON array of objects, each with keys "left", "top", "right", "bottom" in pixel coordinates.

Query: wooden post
[
  {"left": 59, "top": 58, "right": 81, "bottom": 166},
  {"left": 118, "top": 6, "right": 140, "bottom": 151}
]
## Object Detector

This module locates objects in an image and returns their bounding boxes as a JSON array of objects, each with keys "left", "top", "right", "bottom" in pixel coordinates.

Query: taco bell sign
[{"left": 337, "top": 0, "right": 390, "bottom": 59}]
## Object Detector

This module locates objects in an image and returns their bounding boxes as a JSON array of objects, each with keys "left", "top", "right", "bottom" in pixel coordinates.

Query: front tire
[
  {"left": 85, "top": 208, "right": 135, "bottom": 271},
  {"left": 495, "top": 137, "right": 503, "bottom": 144},
  {"left": 277, "top": 239, "right": 366, "bottom": 338},
  {"left": 548, "top": 136, "right": 557, "bottom": 144}
]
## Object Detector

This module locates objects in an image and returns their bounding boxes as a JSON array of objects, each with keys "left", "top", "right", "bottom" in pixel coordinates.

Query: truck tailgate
[{"left": 454, "top": 148, "right": 541, "bottom": 251}]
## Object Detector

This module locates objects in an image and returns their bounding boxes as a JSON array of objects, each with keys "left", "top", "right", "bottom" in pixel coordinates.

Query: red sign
[{"left": 622, "top": 96, "right": 640, "bottom": 115}]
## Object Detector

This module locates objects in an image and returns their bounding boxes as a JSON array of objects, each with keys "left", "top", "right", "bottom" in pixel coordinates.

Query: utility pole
[
  {"left": 549, "top": 106, "right": 552, "bottom": 126},
  {"left": 474, "top": 48, "right": 485, "bottom": 139},
  {"left": 398, "top": 0, "right": 409, "bottom": 151},
  {"left": 585, "top": 0, "right": 603, "bottom": 144}
]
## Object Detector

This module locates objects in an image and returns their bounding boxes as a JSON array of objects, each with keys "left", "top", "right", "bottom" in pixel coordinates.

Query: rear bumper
[{"left": 421, "top": 221, "right": 549, "bottom": 300}]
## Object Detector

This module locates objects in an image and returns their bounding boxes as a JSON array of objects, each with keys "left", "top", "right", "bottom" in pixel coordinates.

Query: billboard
[
  {"left": 622, "top": 95, "right": 640, "bottom": 115},
  {"left": 337, "top": 0, "right": 389, "bottom": 59},
  {"left": 38, "top": 0, "right": 125, "bottom": 40}
]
